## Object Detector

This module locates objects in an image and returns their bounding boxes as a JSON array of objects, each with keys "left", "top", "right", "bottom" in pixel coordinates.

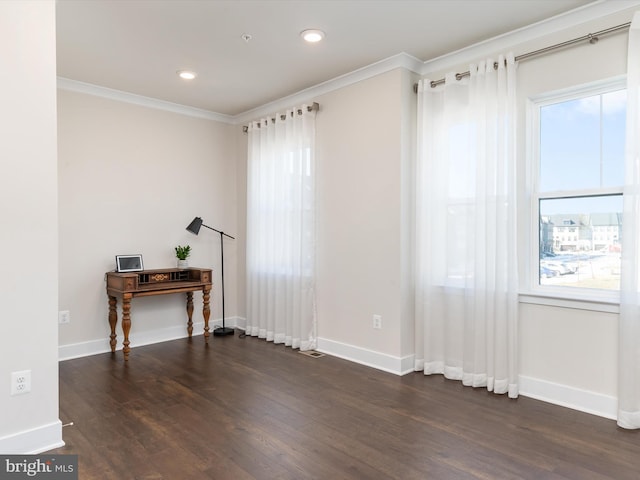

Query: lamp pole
[{"left": 186, "top": 217, "right": 235, "bottom": 336}]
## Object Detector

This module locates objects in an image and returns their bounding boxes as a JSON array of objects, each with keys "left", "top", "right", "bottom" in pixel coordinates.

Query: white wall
[
  {"left": 235, "top": 124, "right": 248, "bottom": 324},
  {"left": 57, "top": 90, "right": 239, "bottom": 359},
  {"left": 519, "top": 303, "right": 618, "bottom": 416},
  {"left": 0, "top": 0, "right": 62, "bottom": 453},
  {"left": 314, "top": 69, "right": 415, "bottom": 372}
]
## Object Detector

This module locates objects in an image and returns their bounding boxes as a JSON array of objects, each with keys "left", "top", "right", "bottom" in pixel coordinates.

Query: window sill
[{"left": 518, "top": 291, "right": 619, "bottom": 314}]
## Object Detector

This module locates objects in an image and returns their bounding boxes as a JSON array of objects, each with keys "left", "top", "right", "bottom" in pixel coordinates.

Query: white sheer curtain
[
  {"left": 618, "top": 12, "right": 640, "bottom": 429},
  {"left": 245, "top": 105, "right": 317, "bottom": 351},
  {"left": 414, "top": 54, "right": 519, "bottom": 397}
]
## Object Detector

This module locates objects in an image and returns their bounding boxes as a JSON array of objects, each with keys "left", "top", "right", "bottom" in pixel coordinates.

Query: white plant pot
[{"left": 177, "top": 259, "right": 189, "bottom": 268}]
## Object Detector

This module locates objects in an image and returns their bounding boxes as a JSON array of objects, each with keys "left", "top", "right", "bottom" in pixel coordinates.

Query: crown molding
[
  {"left": 57, "top": 77, "right": 235, "bottom": 124},
  {"left": 57, "top": 53, "right": 422, "bottom": 126},
  {"left": 57, "top": 1, "right": 640, "bottom": 124},
  {"left": 232, "top": 52, "right": 423, "bottom": 124},
  {"left": 420, "top": 0, "right": 640, "bottom": 76}
]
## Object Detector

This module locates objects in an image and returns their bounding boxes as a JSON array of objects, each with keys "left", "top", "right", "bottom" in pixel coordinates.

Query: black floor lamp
[{"left": 186, "top": 216, "right": 235, "bottom": 336}]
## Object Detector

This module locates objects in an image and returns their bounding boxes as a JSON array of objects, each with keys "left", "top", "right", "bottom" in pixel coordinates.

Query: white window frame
[{"left": 525, "top": 76, "right": 626, "bottom": 308}]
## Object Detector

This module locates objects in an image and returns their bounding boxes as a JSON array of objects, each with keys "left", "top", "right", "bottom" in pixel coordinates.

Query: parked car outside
[
  {"left": 540, "top": 265, "right": 560, "bottom": 278},
  {"left": 541, "top": 260, "right": 577, "bottom": 275}
]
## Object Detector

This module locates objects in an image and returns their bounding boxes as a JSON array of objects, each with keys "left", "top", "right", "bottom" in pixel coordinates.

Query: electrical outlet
[
  {"left": 11, "top": 370, "right": 31, "bottom": 396},
  {"left": 59, "top": 310, "right": 70, "bottom": 324},
  {"left": 373, "top": 314, "right": 382, "bottom": 329}
]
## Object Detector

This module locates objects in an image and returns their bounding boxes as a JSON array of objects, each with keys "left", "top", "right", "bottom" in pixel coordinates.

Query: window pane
[
  {"left": 602, "top": 90, "right": 627, "bottom": 187},
  {"left": 539, "top": 90, "right": 626, "bottom": 192},
  {"left": 539, "top": 195, "right": 622, "bottom": 290}
]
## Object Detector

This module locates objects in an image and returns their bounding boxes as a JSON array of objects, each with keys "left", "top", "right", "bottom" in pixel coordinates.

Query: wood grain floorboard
[{"left": 51, "top": 334, "right": 640, "bottom": 479}]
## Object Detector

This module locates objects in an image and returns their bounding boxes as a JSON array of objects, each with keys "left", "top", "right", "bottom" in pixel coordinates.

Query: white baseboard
[
  {"left": 519, "top": 375, "right": 617, "bottom": 420},
  {"left": 316, "top": 337, "right": 415, "bottom": 376},
  {"left": 58, "top": 338, "right": 112, "bottom": 361},
  {"left": 234, "top": 316, "right": 246, "bottom": 330},
  {"left": 0, "top": 420, "right": 64, "bottom": 454},
  {"left": 58, "top": 317, "right": 241, "bottom": 361},
  {"left": 315, "top": 339, "right": 618, "bottom": 420}
]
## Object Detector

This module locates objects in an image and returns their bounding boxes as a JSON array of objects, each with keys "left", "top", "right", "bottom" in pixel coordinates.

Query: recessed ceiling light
[
  {"left": 177, "top": 70, "right": 197, "bottom": 80},
  {"left": 301, "top": 29, "right": 325, "bottom": 43}
]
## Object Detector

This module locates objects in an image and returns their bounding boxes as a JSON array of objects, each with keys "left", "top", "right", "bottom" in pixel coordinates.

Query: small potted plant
[{"left": 175, "top": 245, "right": 191, "bottom": 268}]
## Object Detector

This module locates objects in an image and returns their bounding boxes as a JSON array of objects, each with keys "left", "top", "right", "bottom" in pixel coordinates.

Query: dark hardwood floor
[{"left": 52, "top": 333, "right": 639, "bottom": 479}]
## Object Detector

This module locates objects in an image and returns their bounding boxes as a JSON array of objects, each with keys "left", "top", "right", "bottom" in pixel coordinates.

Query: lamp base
[{"left": 213, "top": 326, "right": 235, "bottom": 336}]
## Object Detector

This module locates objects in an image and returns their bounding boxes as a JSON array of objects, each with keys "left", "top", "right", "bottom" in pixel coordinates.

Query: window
[
  {"left": 532, "top": 81, "right": 626, "bottom": 296},
  {"left": 248, "top": 143, "right": 314, "bottom": 276}
]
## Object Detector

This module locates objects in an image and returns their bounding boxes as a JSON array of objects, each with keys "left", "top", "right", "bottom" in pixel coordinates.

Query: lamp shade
[{"left": 186, "top": 217, "right": 203, "bottom": 235}]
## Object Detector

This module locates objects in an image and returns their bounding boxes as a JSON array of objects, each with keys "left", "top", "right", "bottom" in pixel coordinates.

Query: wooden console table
[{"left": 106, "top": 267, "right": 212, "bottom": 360}]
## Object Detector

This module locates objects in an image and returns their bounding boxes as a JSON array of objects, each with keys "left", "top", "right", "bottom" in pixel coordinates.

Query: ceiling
[{"left": 56, "top": 0, "right": 597, "bottom": 117}]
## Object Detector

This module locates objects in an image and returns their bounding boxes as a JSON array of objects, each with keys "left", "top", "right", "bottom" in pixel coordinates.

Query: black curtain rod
[
  {"left": 242, "top": 102, "right": 319, "bottom": 133},
  {"left": 413, "top": 21, "right": 631, "bottom": 93}
]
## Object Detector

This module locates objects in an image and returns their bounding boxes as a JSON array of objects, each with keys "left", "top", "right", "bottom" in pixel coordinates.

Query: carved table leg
[
  {"left": 203, "top": 286, "right": 211, "bottom": 343},
  {"left": 186, "top": 291, "right": 194, "bottom": 337},
  {"left": 122, "top": 293, "right": 132, "bottom": 361},
  {"left": 108, "top": 295, "right": 118, "bottom": 353}
]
